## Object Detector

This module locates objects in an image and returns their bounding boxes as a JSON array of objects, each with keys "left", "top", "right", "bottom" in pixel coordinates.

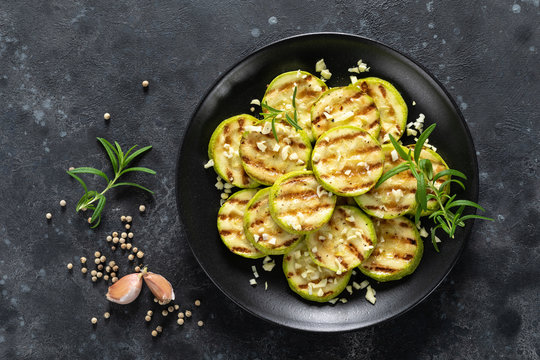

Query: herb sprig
[
  {"left": 375, "top": 124, "right": 493, "bottom": 251},
  {"left": 67, "top": 138, "right": 156, "bottom": 228},
  {"left": 260, "top": 86, "right": 302, "bottom": 142}
]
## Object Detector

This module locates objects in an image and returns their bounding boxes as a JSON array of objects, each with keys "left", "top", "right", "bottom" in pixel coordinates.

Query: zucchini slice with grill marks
[
  {"left": 269, "top": 170, "right": 336, "bottom": 235},
  {"left": 311, "top": 86, "right": 381, "bottom": 139},
  {"left": 217, "top": 189, "right": 264, "bottom": 259},
  {"left": 354, "top": 144, "right": 450, "bottom": 218},
  {"left": 262, "top": 70, "right": 328, "bottom": 140},
  {"left": 208, "top": 114, "right": 260, "bottom": 188},
  {"left": 353, "top": 77, "right": 408, "bottom": 144},
  {"left": 306, "top": 206, "right": 377, "bottom": 273},
  {"left": 283, "top": 241, "right": 351, "bottom": 302},
  {"left": 239, "top": 121, "right": 311, "bottom": 186},
  {"left": 359, "top": 216, "right": 423, "bottom": 282},
  {"left": 244, "top": 188, "right": 303, "bottom": 255},
  {"left": 311, "top": 126, "right": 384, "bottom": 197},
  {"left": 354, "top": 143, "right": 416, "bottom": 219}
]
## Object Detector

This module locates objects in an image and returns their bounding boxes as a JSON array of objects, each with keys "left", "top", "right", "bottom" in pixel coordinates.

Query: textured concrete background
[{"left": 0, "top": 1, "right": 538, "bottom": 359}]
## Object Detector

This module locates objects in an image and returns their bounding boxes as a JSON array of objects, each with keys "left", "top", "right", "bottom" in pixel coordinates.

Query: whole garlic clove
[
  {"left": 106, "top": 273, "right": 143, "bottom": 304},
  {"left": 142, "top": 271, "right": 175, "bottom": 305}
]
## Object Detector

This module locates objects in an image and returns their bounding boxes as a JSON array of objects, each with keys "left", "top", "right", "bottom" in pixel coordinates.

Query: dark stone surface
[{"left": 0, "top": 1, "right": 538, "bottom": 359}]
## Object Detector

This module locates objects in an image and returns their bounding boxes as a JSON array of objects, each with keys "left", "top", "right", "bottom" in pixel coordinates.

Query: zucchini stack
[{"left": 208, "top": 70, "right": 448, "bottom": 303}]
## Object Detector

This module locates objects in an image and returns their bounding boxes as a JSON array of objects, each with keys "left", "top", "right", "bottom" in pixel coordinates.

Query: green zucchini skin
[
  {"left": 262, "top": 70, "right": 328, "bottom": 141},
  {"left": 269, "top": 170, "right": 337, "bottom": 235},
  {"left": 359, "top": 216, "right": 423, "bottom": 282},
  {"left": 353, "top": 77, "right": 408, "bottom": 144},
  {"left": 243, "top": 187, "right": 304, "bottom": 255},
  {"left": 306, "top": 205, "right": 377, "bottom": 272},
  {"left": 354, "top": 143, "right": 416, "bottom": 219},
  {"left": 311, "top": 85, "right": 381, "bottom": 140},
  {"left": 283, "top": 241, "right": 351, "bottom": 302},
  {"left": 311, "top": 126, "right": 384, "bottom": 197},
  {"left": 239, "top": 121, "right": 312, "bottom": 186},
  {"left": 217, "top": 189, "right": 265, "bottom": 259},
  {"left": 208, "top": 114, "right": 260, "bottom": 188}
]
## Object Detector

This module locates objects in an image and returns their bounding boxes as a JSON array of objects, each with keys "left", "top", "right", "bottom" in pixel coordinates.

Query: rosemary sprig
[
  {"left": 67, "top": 138, "right": 156, "bottom": 228},
  {"left": 260, "top": 86, "right": 302, "bottom": 142},
  {"left": 375, "top": 124, "right": 493, "bottom": 251}
]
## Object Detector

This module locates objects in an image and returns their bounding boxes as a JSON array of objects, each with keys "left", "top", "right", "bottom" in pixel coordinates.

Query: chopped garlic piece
[
  {"left": 262, "top": 261, "right": 276, "bottom": 272},
  {"left": 346, "top": 285, "right": 353, "bottom": 295},
  {"left": 352, "top": 281, "right": 361, "bottom": 290},
  {"left": 339, "top": 298, "right": 348, "bottom": 303},
  {"left": 253, "top": 234, "right": 260, "bottom": 242},
  {"left": 245, "top": 125, "right": 262, "bottom": 132},
  {"left": 256, "top": 141, "right": 267, "bottom": 152},
  {"left": 265, "top": 282, "right": 268, "bottom": 290},
  {"left": 320, "top": 69, "right": 332, "bottom": 80},
  {"left": 296, "top": 159, "right": 305, "bottom": 166},
  {"left": 263, "top": 256, "right": 272, "bottom": 263},
  {"left": 357, "top": 59, "right": 370, "bottom": 72},
  {"left": 249, "top": 279, "right": 257, "bottom": 286},
  {"left": 419, "top": 227, "right": 429, "bottom": 238},
  {"left": 365, "top": 285, "right": 376, "bottom": 304},
  {"left": 250, "top": 99, "right": 261, "bottom": 106},
  {"left": 334, "top": 111, "right": 355, "bottom": 123},
  {"left": 344, "top": 169, "right": 352, "bottom": 176},
  {"left": 292, "top": 224, "right": 302, "bottom": 231},
  {"left": 323, "top": 111, "right": 333, "bottom": 119},
  {"left": 346, "top": 216, "right": 355, "bottom": 223},
  {"left": 359, "top": 280, "right": 369, "bottom": 289},
  {"left": 391, "top": 150, "right": 399, "bottom": 162},
  {"left": 272, "top": 143, "right": 281, "bottom": 152},
  {"left": 407, "top": 128, "right": 418, "bottom": 136},
  {"left": 315, "top": 59, "right": 327, "bottom": 72},
  {"left": 215, "top": 182, "right": 224, "bottom": 190},
  {"left": 289, "top": 152, "right": 299, "bottom": 161},
  {"left": 319, "top": 235, "right": 326, "bottom": 241},
  {"left": 435, "top": 235, "right": 442, "bottom": 243},
  {"left": 317, "top": 288, "right": 324, "bottom": 297},
  {"left": 262, "top": 233, "right": 269, "bottom": 241},
  {"left": 350, "top": 75, "right": 358, "bottom": 84},
  {"left": 268, "top": 238, "right": 276, "bottom": 245},
  {"left": 348, "top": 67, "right": 360, "bottom": 73},
  {"left": 280, "top": 145, "right": 291, "bottom": 160},
  {"left": 312, "top": 246, "right": 318, "bottom": 253},
  {"left": 312, "top": 152, "right": 321, "bottom": 162},
  {"left": 261, "top": 122, "right": 272, "bottom": 135},
  {"left": 328, "top": 298, "right": 339, "bottom": 304},
  {"left": 204, "top": 159, "right": 214, "bottom": 168}
]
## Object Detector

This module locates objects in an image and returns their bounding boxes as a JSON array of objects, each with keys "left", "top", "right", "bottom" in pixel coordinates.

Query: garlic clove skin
[
  {"left": 143, "top": 272, "right": 175, "bottom": 305},
  {"left": 106, "top": 273, "right": 143, "bottom": 304}
]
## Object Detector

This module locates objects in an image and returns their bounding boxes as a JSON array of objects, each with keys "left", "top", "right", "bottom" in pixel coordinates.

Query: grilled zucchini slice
[
  {"left": 208, "top": 114, "right": 260, "bottom": 188},
  {"left": 354, "top": 143, "right": 416, "bottom": 218},
  {"left": 311, "top": 86, "right": 381, "bottom": 139},
  {"left": 355, "top": 144, "right": 450, "bottom": 218},
  {"left": 359, "top": 216, "right": 423, "bottom": 282},
  {"left": 269, "top": 170, "right": 336, "bottom": 235},
  {"left": 283, "top": 241, "right": 351, "bottom": 302},
  {"left": 239, "top": 121, "right": 311, "bottom": 186},
  {"left": 262, "top": 71, "right": 328, "bottom": 140},
  {"left": 311, "top": 126, "right": 384, "bottom": 197},
  {"left": 306, "top": 206, "right": 377, "bottom": 273},
  {"left": 353, "top": 77, "right": 407, "bottom": 144},
  {"left": 217, "top": 189, "right": 264, "bottom": 259},
  {"left": 244, "top": 188, "right": 303, "bottom": 255}
]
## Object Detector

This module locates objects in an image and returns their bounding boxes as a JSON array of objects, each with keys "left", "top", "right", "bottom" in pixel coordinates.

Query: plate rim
[{"left": 175, "top": 32, "right": 479, "bottom": 332}]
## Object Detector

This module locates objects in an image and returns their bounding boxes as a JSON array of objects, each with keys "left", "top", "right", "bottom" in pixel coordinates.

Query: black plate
[{"left": 176, "top": 33, "right": 478, "bottom": 332}]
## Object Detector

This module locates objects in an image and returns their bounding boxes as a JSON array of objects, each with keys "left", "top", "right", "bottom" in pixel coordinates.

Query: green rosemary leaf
[
  {"left": 261, "top": 102, "right": 282, "bottom": 113},
  {"left": 90, "top": 214, "right": 101, "bottom": 229},
  {"left": 67, "top": 171, "right": 88, "bottom": 193},
  {"left": 91, "top": 195, "right": 106, "bottom": 223},
  {"left": 97, "top": 138, "right": 118, "bottom": 173},
  {"left": 292, "top": 86, "right": 297, "bottom": 109},
  {"left": 418, "top": 159, "right": 433, "bottom": 180},
  {"left": 416, "top": 173, "right": 427, "bottom": 210},
  {"left": 450, "top": 205, "right": 466, "bottom": 236},
  {"left": 439, "top": 178, "right": 466, "bottom": 191},
  {"left": 458, "top": 214, "right": 494, "bottom": 222},
  {"left": 114, "top": 141, "right": 124, "bottom": 166},
  {"left": 446, "top": 200, "right": 486, "bottom": 211},
  {"left": 112, "top": 182, "right": 154, "bottom": 194},
  {"left": 120, "top": 167, "right": 157, "bottom": 176},
  {"left": 123, "top": 145, "right": 138, "bottom": 159},
  {"left": 433, "top": 169, "right": 467, "bottom": 182},
  {"left": 414, "top": 124, "right": 436, "bottom": 163},
  {"left": 444, "top": 194, "right": 458, "bottom": 210},
  {"left": 431, "top": 226, "right": 441, "bottom": 252},
  {"left": 285, "top": 113, "right": 302, "bottom": 131},
  {"left": 414, "top": 206, "right": 422, "bottom": 226},
  {"left": 271, "top": 117, "right": 279, "bottom": 142},
  {"left": 68, "top": 167, "right": 109, "bottom": 182},
  {"left": 389, "top": 134, "right": 410, "bottom": 161},
  {"left": 374, "top": 163, "right": 410, "bottom": 188},
  {"left": 123, "top": 146, "right": 152, "bottom": 168}
]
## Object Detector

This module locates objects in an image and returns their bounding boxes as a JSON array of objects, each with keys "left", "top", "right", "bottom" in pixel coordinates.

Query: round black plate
[{"left": 176, "top": 33, "right": 478, "bottom": 332}]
